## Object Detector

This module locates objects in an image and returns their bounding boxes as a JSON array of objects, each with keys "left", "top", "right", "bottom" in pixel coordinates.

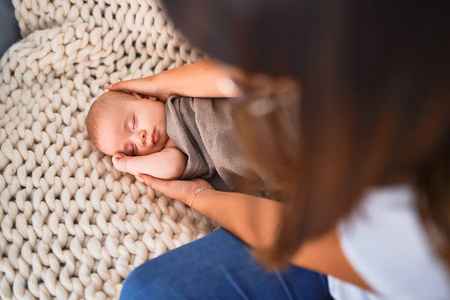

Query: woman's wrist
[
  {"left": 189, "top": 185, "right": 215, "bottom": 210},
  {"left": 151, "top": 71, "right": 173, "bottom": 100},
  {"left": 186, "top": 187, "right": 216, "bottom": 210}
]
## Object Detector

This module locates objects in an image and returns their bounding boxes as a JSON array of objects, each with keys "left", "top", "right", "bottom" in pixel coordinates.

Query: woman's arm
[
  {"left": 135, "top": 175, "right": 372, "bottom": 291},
  {"left": 107, "top": 59, "right": 245, "bottom": 100},
  {"left": 113, "top": 148, "right": 187, "bottom": 180},
  {"left": 193, "top": 189, "right": 372, "bottom": 291}
]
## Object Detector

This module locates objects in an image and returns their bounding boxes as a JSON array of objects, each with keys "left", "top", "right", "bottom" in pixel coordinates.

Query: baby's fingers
[
  {"left": 113, "top": 153, "right": 124, "bottom": 160},
  {"left": 112, "top": 153, "right": 128, "bottom": 167}
]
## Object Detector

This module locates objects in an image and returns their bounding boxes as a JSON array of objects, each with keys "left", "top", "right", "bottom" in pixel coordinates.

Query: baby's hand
[{"left": 112, "top": 153, "right": 131, "bottom": 174}]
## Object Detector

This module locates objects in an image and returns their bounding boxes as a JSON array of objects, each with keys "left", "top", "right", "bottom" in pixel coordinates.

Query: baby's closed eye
[
  {"left": 128, "top": 114, "right": 136, "bottom": 132},
  {"left": 132, "top": 115, "right": 137, "bottom": 131}
]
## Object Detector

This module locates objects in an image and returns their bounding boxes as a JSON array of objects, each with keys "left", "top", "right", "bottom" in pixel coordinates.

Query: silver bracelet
[{"left": 189, "top": 185, "right": 214, "bottom": 210}]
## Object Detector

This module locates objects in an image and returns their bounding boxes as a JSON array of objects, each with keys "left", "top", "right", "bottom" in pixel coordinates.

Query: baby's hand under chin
[{"left": 112, "top": 153, "right": 131, "bottom": 174}]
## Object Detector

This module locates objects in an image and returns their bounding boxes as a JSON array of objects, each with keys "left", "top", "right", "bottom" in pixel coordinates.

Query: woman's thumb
[
  {"left": 107, "top": 79, "right": 139, "bottom": 93},
  {"left": 135, "top": 174, "right": 171, "bottom": 194},
  {"left": 136, "top": 174, "right": 155, "bottom": 187}
]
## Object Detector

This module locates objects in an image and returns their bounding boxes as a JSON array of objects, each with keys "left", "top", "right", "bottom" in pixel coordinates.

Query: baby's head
[{"left": 86, "top": 91, "right": 168, "bottom": 157}]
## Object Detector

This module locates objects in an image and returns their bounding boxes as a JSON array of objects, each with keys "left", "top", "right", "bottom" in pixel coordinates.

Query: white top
[{"left": 328, "top": 186, "right": 450, "bottom": 300}]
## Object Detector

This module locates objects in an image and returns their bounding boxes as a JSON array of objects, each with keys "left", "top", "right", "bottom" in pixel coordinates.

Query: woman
[{"left": 115, "top": 0, "right": 450, "bottom": 299}]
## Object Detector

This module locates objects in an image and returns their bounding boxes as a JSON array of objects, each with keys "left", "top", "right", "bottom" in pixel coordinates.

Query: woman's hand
[
  {"left": 107, "top": 76, "right": 171, "bottom": 101},
  {"left": 135, "top": 174, "right": 211, "bottom": 205}
]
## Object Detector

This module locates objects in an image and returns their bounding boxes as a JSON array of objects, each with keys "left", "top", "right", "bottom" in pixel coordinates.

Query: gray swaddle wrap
[{"left": 165, "top": 96, "right": 274, "bottom": 197}]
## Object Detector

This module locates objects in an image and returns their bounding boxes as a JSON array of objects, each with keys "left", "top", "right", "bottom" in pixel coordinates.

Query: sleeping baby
[
  {"left": 86, "top": 91, "right": 187, "bottom": 180},
  {"left": 86, "top": 90, "right": 290, "bottom": 197}
]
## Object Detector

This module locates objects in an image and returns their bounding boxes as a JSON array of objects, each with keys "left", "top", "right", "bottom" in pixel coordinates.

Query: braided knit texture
[{"left": 0, "top": 0, "right": 214, "bottom": 299}]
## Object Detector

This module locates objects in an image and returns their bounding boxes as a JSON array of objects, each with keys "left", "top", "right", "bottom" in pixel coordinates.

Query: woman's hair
[{"left": 162, "top": 0, "right": 450, "bottom": 267}]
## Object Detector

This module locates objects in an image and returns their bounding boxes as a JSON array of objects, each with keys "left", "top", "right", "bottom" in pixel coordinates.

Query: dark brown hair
[{"left": 162, "top": 0, "right": 450, "bottom": 267}]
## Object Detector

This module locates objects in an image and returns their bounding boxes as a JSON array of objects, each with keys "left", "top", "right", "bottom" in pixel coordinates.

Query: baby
[
  {"left": 86, "top": 91, "right": 187, "bottom": 180},
  {"left": 87, "top": 90, "right": 282, "bottom": 197}
]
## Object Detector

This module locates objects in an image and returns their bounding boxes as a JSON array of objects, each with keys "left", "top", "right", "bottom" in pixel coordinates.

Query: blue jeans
[{"left": 120, "top": 228, "right": 332, "bottom": 300}]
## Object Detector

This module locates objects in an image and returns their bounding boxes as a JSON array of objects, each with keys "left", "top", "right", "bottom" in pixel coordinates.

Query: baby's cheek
[{"left": 140, "top": 147, "right": 157, "bottom": 156}]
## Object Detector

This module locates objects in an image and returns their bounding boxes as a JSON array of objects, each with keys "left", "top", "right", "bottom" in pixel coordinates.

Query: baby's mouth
[{"left": 151, "top": 129, "right": 158, "bottom": 145}]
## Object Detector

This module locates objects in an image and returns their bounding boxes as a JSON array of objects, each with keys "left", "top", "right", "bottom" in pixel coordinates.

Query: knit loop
[{"left": 0, "top": 0, "right": 212, "bottom": 298}]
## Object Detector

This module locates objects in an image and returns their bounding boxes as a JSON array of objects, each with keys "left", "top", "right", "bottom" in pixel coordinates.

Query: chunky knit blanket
[{"left": 0, "top": 1, "right": 213, "bottom": 299}]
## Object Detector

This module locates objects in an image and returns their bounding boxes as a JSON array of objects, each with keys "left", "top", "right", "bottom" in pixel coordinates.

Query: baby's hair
[{"left": 86, "top": 91, "right": 137, "bottom": 151}]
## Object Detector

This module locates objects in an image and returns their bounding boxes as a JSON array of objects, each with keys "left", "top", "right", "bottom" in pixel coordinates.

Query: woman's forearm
[
  {"left": 154, "top": 59, "right": 245, "bottom": 98},
  {"left": 193, "top": 190, "right": 282, "bottom": 248},
  {"left": 192, "top": 189, "right": 372, "bottom": 291},
  {"left": 107, "top": 58, "right": 245, "bottom": 100}
]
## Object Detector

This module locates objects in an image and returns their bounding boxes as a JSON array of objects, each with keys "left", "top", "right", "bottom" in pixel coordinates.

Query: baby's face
[{"left": 96, "top": 97, "right": 168, "bottom": 156}]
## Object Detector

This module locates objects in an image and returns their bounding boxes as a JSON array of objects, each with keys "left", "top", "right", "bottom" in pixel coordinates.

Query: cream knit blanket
[{"left": 0, "top": 0, "right": 214, "bottom": 299}]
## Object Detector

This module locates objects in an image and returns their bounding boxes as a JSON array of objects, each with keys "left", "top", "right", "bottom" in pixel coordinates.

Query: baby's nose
[{"left": 132, "top": 130, "right": 147, "bottom": 146}]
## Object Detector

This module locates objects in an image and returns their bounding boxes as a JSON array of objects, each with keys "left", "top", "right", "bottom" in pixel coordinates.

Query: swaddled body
[{"left": 87, "top": 91, "right": 299, "bottom": 197}]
